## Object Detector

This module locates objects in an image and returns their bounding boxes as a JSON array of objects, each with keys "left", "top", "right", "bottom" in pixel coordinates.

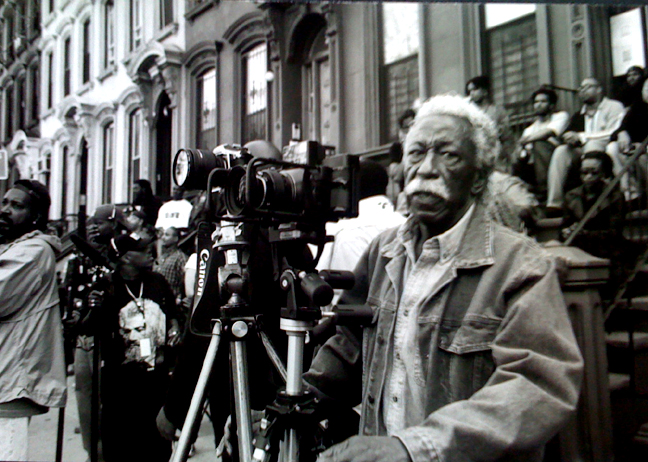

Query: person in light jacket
[{"left": 0, "top": 180, "right": 67, "bottom": 461}]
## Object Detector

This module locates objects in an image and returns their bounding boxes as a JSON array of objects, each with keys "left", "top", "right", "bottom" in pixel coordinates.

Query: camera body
[{"left": 173, "top": 141, "right": 360, "bottom": 226}]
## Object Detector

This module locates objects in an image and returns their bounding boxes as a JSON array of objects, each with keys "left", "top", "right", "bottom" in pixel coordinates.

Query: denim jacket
[{"left": 305, "top": 202, "right": 583, "bottom": 462}]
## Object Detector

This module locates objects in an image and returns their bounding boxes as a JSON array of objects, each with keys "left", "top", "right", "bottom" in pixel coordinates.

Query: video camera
[{"left": 172, "top": 141, "right": 359, "bottom": 227}]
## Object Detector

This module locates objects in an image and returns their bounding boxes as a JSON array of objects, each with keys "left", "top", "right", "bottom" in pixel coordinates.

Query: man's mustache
[{"left": 404, "top": 179, "right": 450, "bottom": 200}]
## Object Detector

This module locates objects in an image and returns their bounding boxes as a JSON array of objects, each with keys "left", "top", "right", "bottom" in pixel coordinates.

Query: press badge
[{"left": 139, "top": 338, "right": 152, "bottom": 357}]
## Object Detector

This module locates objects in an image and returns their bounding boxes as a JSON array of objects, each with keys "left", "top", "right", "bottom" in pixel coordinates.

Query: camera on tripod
[{"left": 172, "top": 141, "right": 360, "bottom": 226}]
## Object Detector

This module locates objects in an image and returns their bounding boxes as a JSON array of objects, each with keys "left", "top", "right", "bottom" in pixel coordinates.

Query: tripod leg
[
  {"left": 170, "top": 321, "right": 222, "bottom": 462},
  {"left": 231, "top": 320, "right": 254, "bottom": 462},
  {"left": 284, "top": 329, "right": 307, "bottom": 462}
]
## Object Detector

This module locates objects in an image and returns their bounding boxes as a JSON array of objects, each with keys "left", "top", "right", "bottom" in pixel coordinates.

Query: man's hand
[
  {"left": 156, "top": 407, "right": 178, "bottom": 441},
  {"left": 167, "top": 319, "right": 181, "bottom": 347},
  {"left": 87, "top": 290, "right": 104, "bottom": 309},
  {"left": 617, "top": 131, "right": 632, "bottom": 154},
  {"left": 561, "top": 131, "right": 581, "bottom": 147},
  {"left": 317, "top": 436, "right": 411, "bottom": 462}
]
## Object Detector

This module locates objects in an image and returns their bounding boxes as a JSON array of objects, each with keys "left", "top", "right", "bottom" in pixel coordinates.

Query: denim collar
[{"left": 380, "top": 199, "right": 495, "bottom": 269}]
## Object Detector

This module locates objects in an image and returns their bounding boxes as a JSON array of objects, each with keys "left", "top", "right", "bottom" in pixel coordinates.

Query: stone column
[{"left": 545, "top": 244, "right": 613, "bottom": 462}]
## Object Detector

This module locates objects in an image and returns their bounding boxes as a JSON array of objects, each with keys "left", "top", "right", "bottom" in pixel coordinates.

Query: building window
[
  {"left": 39, "top": 152, "right": 51, "bottom": 189},
  {"left": 17, "top": 77, "right": 25, "bottom": 131},
  {"left": 63, "top": 36, "right": 71, "bottom": 96},
  {"left": 484, "top": 4, "right": 538, "bottom": 131},
  {"left": 103, "top": 122, "right": 114, "bottom": 204},
  {"left": 160, "top": 0, "right": 174, "bottom": 28},
  {"left": 49, "top": 0, "right": 55, "bottom": 15},
  {"left": 303, "top": 28, "right": 331, "bottom": 144},
  {"left": 242, "top": 42, "right": 267, "bottom": 143},
  {"left": 61, "top": 146, "right": 68, "bottom": 218},
  {"left": 30, "top": 0, "right": 40, "bottom": 39},
  {"left": 47, "top": 52, "right": 54, "bottom": 109},
  {"left": 82, "top": 19, "right": 91, "bottom": 83},
  {"left": 30, "top": 66, "right": 39, "bottom": 123},
  {"left": 16, "top": 1, "right": 26, "bottom": 43},
  {"left": 380, "top": 2, "right": 419, "bottom": 143},
  {"left": 4, "top": 87, "right": 13, "bottom": 138},
  {"left": 128, "top": 109, "right": 142, "bottom": 200},
  {"left": 130, "top": 0, "right": 143, "bottom": 51},
  {"left": 196, "top": 68, "right": 217, "bottom": 149},
  {"left": 104, "top": 1, "right": 115, "bottom": 68},
  {"left": 4, "top": 13, "right": 15, "bottom": 63}
]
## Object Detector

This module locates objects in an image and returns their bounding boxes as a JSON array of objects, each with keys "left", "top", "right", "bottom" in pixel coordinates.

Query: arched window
[
  {"left": 16, "top": 76, "right": 25, "bottom": 131},
  {"left": 61, "top": 146, "right": 68, "bottom": 218},
  {"left": 380, "top": 2, "right": 420, "bottom": 143},
  {"left": 130, "top": 0, "right": 143, "bottom": 51},
  {"left": 103, "top": 122, "right": 114, "bottom": 203},
  {"left": 128, "top": 109, "right": 142, "bottom": 200},
  {"left": 4, "top": 86, "right": 13, "bottom": 139},
  {"left": 39, "top": 152, "right": 51, "bottom": 189},
  {"left": 303, "top": 28, "right": 331, "bottom": 144},
  {"left": 196, "top": 68, "right": 217, "bottom": 149},
  {"left": 82, "top": 19, "right": 91, "bottom": 84},
  {"left": 46, "top": 51, "right": 54, "bottom": 109},
  {"left": 241, "top": 42, "right": 267, "bottom": 143},
  {"left": 63, "top": 35, "right": 72, "bottom": 96},
  {"left": 104, "top": 1, "right": 115, "bottom": 68}
]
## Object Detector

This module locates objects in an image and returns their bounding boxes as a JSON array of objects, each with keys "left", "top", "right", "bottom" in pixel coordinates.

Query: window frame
[
  {"left": 240, "top": 41, "right": 268, "bottom": 144},
  {"left": 102, "top": 122, "right": 115, "bottom": 204},
  {"left": 104, "top": 1, "right": 116, "bottom": 69},
  {"left": 127, "top": 108, "right": 142, "bottom": 201},
  {"left": 63, "top": 35, "right": 72, "bottom": 96},
  {"left": 378, "top": 2, "right": 421, "bottom": 144},
  {"left": 82, "top": 18, "right": 91, "bottom": 84},
  {"left": 130, "top": 0, "right": 143, "bottom": 51}
]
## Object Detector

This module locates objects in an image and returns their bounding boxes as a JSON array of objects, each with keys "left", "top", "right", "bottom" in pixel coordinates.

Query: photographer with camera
[
  {"left": 67, "top": 204, "right": 130, "bottom": 460},
  {"left": 156, "top": 141, "right": 311, "bottom": 457},
  {"left": 88, "top": 234, "right": 181, "bottom": 462},
  {"left": 305, "top": 94, "right": 583, "bottom": 462},
  {"left": 0, "top": 180, "right": 67, "bottom": 461}
]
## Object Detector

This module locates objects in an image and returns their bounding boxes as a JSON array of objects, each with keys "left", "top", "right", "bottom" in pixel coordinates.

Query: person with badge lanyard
[{"left": 88, "top": 234, "right": 181, "bottom": 462}]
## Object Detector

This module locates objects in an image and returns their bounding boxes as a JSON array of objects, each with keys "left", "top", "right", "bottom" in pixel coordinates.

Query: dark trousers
[{"left": 101, "top": 364, "right": 172, "bottom": 462}]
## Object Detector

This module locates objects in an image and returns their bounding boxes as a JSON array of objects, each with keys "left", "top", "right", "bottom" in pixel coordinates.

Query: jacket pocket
[{"left": 419, "top": 316, "right": 500, "bottom": 400}]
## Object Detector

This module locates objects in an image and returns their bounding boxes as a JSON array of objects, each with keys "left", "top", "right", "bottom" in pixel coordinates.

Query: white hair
[{"left": 406, "top": 93, "right": 500, "bottom": 173}]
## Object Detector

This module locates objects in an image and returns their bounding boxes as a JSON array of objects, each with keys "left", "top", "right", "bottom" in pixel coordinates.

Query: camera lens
[{"left": 173, "top": 149, "right": 226, "bottom": 190}]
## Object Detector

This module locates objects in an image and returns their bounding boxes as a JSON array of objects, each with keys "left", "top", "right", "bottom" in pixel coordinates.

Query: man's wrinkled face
[
  {"left": 533, "top": 93, "right": 554, "bottom": 117},
  {"left": 0, "top": 189, "right": 36, "bottom": 241},
  {"left": 404, "top": 114, "right": 481, "bottom": 231}
]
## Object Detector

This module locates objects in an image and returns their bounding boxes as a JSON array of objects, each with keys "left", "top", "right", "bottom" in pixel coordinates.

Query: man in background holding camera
[
  {"left": 307, "top": 94, "right": 583, "bottom": 462},
  {"left": 0, "top": 180, "right": 67, "bottom": 461}
]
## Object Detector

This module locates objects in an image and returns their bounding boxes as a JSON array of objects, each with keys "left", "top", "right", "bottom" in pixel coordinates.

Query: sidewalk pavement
[{"left": 28, "top": 375, "right": 220, "bottom": 462}]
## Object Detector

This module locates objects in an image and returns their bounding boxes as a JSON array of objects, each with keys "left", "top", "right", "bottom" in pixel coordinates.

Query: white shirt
[
  {"left": 521, "top": 111, "right": 569, "bottom": 146},
  {"left": 316, "top": 195, "right": 406, "bottom": 273},
  {"left": 155, "top": 199, "right": 193, "bottom": 229}
]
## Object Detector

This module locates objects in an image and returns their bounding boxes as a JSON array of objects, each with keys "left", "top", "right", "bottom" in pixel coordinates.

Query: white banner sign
[{"left": 611, "top": 8, "right": 646, "bottom": 77}]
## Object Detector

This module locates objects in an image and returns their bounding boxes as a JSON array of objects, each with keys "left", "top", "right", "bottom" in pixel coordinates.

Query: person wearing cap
[
  {"left": 88, "top": 234, "right": 181, "bottom": 461},
  {"left": 67, "top": 203, "right": 130, "bottom": 459},
  {"left": 0, "top": 180, "right": 67, "bottom": 461}
]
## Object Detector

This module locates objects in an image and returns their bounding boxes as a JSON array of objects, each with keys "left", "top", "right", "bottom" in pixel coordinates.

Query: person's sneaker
[{"left": 188, "top": 444, "right": 196, "bottom": 458}]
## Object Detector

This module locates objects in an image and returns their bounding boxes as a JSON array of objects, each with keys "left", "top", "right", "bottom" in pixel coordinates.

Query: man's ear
[{"left": 470, "top": 170, "right": 489, "bottom": 196}]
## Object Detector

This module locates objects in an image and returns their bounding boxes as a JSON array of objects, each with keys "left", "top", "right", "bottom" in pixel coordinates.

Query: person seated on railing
[
  {"left": 545, "top": 78, "right": 625, "bottom": 215},
  {"left": 607, "top": 78, "right": 648, "bottom": 207},
  {"left": 561, "top": 151, "right": 626, "bottom": 258},
  {"left": 512, "top": 86, "right": 569, "bottom": 204},
  {"left": 466, "top": 75, "right": 514, "bottom": 173},
  {"left": 615, "top": 65, "right": 646, "bottom": 108}
]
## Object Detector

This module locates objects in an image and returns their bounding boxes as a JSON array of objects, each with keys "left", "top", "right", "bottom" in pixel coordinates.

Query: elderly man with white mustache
[{"left": 305, "top": 94, "right": 584, "bottom": 462}]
